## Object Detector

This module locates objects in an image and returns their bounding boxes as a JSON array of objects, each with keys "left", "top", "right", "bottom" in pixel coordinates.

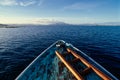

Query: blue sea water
[{"left": 0, "top": 25, "right": 120, "bottom": 80}]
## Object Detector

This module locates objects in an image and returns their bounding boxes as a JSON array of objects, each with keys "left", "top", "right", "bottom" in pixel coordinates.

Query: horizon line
[{"left": 0, "top": 22, "right": 120, "bottom": 26}]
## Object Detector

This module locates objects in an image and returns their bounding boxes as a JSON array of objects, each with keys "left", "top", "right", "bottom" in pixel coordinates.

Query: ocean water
[{"left": 0, "top": 25, "right": 120, "bottom": 80}]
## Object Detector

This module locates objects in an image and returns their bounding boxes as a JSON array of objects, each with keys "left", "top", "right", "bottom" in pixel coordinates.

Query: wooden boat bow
[{"left": 55, "top": 48, "right": 112, "bottom": 80}]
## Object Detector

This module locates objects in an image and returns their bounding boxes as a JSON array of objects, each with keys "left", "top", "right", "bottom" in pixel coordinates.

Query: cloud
[
  {"left": 34, "top": 18, "right": 62, "bottom": 24},
  {"left": 0, "top": 0, "right": 44, "bottom": 6},
  {"left": 0, "top": 16, "right": 63, "bottom": 24},
  {"left": 63, "top": 2, "right": 101, "bottom": 10},
  {"left": 19, "top": 1, "right": 36, "bottom": 7},
  {"left": 0, "top": 0, "right": 18, "bottom": 6}
]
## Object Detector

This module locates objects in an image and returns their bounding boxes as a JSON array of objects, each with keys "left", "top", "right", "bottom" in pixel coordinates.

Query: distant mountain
[
  {"left": 0, "top": 24, "right": 11, "bottom": 28},
  {"left": 0, "top": 24, "right": 8, "bottom": 27},
  {"left": 73, "top": 22, "right": 120, "bottom": 26},
  {"left": 0, "top": 22, "right": 120, "bottom": 28},
  {"left": 96, "top": 22, "right": 120, "bottom": 26},
  {"left": 0, "top": 24, "right": 18, "bottom": 28}
]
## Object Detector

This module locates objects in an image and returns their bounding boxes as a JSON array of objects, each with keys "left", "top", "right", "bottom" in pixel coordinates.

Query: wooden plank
[
  {"left": 81, "top": 67, "right": 91, "bottom": 76},
  {"left": 67, "top": 48, "right": 112, "bottom": 80},
  {"left": 55, "top": 51, "right": 84, "bottom": 80}
]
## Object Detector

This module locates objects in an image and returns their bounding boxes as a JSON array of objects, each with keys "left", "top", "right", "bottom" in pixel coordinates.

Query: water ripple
[{"left": 0, "top": 25, "right": 120, "bottom": 79}]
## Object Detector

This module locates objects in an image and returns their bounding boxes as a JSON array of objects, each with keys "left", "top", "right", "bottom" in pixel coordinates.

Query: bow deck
[
  {"left": 56, "top": 48, "right": 111, "bottom": 80},
  {"left": 16, "top": 40, "right": 118, "bottom": 80}
]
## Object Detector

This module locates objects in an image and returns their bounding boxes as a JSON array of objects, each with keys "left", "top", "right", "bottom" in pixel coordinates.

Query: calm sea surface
[{"left": 0, "top": 25, "right": 120, "bottom": 80}]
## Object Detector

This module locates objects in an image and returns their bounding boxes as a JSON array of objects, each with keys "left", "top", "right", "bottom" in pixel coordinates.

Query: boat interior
[{"left": 16, "top": 40, "right": 118, "bottom": 80}]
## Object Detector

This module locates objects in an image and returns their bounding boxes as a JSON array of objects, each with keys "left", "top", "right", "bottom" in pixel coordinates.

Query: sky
[{"left": 0, "top": 0, "right": 119, "bottom": 24}]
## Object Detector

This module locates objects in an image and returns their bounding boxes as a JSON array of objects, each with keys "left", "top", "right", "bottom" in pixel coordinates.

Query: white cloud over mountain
[{"left": 0, "top": 16, "right": 63, "bottom": 24}]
